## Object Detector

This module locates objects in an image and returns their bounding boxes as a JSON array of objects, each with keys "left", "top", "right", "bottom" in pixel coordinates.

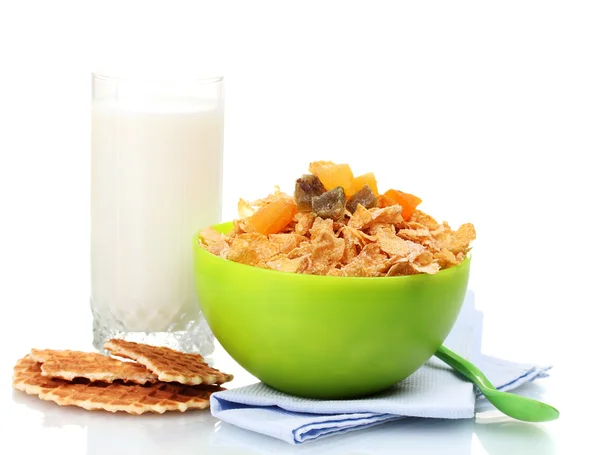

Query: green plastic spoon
[{"left": 435, "top": 345, "right": 560, "bottom": 422}]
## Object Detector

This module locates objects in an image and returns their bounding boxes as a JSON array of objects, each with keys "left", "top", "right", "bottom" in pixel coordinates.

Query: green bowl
[{"left": 193, "top": 222, "right": 470, "bottom": 399}]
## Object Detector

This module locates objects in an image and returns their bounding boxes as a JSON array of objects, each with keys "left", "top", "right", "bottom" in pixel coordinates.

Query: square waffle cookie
[
  {"left": 104, "top": 339, "right": 234, "bottom": 386},
  {"left": 30, "top": 349, "right": 157, "bottom": 384}
]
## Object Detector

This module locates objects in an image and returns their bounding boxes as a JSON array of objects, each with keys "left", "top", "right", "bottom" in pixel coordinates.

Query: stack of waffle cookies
[{"left": 12, "top": 339, "right": 233, "bottom": 414}]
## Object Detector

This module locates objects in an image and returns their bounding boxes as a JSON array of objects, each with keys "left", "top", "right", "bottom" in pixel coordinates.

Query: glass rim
[{"left": 92, "top": 71, "right": 223, "bottom": 85}]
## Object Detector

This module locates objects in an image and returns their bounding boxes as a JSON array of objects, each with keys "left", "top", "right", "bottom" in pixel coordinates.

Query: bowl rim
[{"left": 193, "top": 222, "right": 472, "bottom": 281}]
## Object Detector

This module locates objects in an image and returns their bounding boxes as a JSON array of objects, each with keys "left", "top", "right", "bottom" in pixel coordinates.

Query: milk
[{"left": 91, "top": 99, "right": 223, "bottom": 333}]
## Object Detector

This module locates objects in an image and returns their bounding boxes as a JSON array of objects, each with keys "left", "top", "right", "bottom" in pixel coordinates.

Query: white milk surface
[{"left": 91, "top": 99, "right": 223, "bottom": 332}]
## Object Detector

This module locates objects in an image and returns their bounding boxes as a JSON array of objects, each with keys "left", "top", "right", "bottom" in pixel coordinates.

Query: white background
[{"left": 0, "top": 1, "right": 599, "bottom": 453}]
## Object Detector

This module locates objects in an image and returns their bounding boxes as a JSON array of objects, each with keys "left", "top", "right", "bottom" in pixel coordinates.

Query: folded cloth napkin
[{"left": 211, "top": 291, "right": 551, "bottom": 445}]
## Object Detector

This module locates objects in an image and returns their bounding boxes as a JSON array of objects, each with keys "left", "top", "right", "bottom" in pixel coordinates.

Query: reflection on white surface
[
  {"left": 10, "top": 386, "right": 556, "bottom": 455},
  {"left": 213, "top": 417, "right": 475, "bottom": 454},
  {"left": 475, "top": 418, "right": 556, "bottom": 455},
  {"left": 12, "top": 389, "right": 220, "bottom": 454}
]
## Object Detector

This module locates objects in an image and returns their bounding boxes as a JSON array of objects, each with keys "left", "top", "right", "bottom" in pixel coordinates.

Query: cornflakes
[{"left": 198, "top": 161, "right": 476, "bottom": 277}]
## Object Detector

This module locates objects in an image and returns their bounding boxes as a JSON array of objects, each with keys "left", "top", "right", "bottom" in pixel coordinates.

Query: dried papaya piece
[
  {"left": 377, "top": 194, "right": 397, "bottom": 208},
  {"left": 308, "top": 160, "right": 336, "bottom": 175},
  {"left": 351, "top": 172, "right": 379, "bottom": 196},
  {"left": 309, "top": 161, "right": 354, "bottom": 193},
  {"left": 247, "top": 198, "right": 298, "bottom": 235},
  {"left": 383, "top": 189, "right": 422, "bottom": 221}
]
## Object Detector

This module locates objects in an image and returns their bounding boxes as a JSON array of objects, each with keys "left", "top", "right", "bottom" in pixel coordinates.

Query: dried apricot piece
[
  {"left": 247, "top": 198, "right": 298, "bottom": 235},
  {"left": 309, "top": 161, "right": 354, "bottom": 193},
  {"left": 346, "top": 185, "right": 377, "bottom": 214},
  {"left": 351, "top": 172, "right": 379, "bottom": 196},
  {"left": 294, "top": 174, "right": 327, "bottom": 212},
  {"left": 383, "top": 189, "right": 422, "bottom": 221}
]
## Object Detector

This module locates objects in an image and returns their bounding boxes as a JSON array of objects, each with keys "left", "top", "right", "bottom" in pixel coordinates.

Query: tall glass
[{"left": 91, "top": 73, "right": 223, "bottom": 354}]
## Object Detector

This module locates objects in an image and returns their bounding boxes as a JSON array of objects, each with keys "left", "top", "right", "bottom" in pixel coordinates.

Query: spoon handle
[{"left": 434, "top": 345, "right": 495, "bottom": 392}]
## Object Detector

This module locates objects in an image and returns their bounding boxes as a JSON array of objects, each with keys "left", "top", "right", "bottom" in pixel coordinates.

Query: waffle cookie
[
  {"left": 30, "top": 349, "right": 157, "bottom": 384},
  {"left": 13, "top": 355, "right": 223, "bottom": 414},
  {"left": 104, "top": 339, "right": 234, "bottom": 386}
]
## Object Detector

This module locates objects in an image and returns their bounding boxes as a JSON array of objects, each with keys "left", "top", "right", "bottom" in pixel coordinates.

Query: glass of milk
[{"left": 91, "top": 72, "right": 223, "bottom": 355}]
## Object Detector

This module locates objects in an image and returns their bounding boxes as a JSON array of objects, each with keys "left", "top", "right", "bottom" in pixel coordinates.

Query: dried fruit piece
[
  {"left": 247, "top": 198, "right": 298, "bottom": 235},
  {"left": 308, "top": 160, "right": 336, "bottom": 175},
  {"left": 383, "top": 190, "right": 423, "bottom": 221},
  {"left": 377, "top": 194, "right": 397, "bottom": 208},
  {"left": 346, "top": 185, "right": 377, "bottom": 214},
  {"left": 351, "top": 172, "right": 379, "bottom": 196},
  {"left": 309, "top": 161, "right": 354, "bottom": 193},
  {"left": 294, "top": 174, "right": 327, "bottom": 212},
  {"left": 311, "top": 187, "right": 346, "bottom": 220}
]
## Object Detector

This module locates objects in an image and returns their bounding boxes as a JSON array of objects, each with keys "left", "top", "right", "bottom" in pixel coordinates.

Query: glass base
[{"left": 92, "top": 305, "right": 215, "bottom": 358}]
